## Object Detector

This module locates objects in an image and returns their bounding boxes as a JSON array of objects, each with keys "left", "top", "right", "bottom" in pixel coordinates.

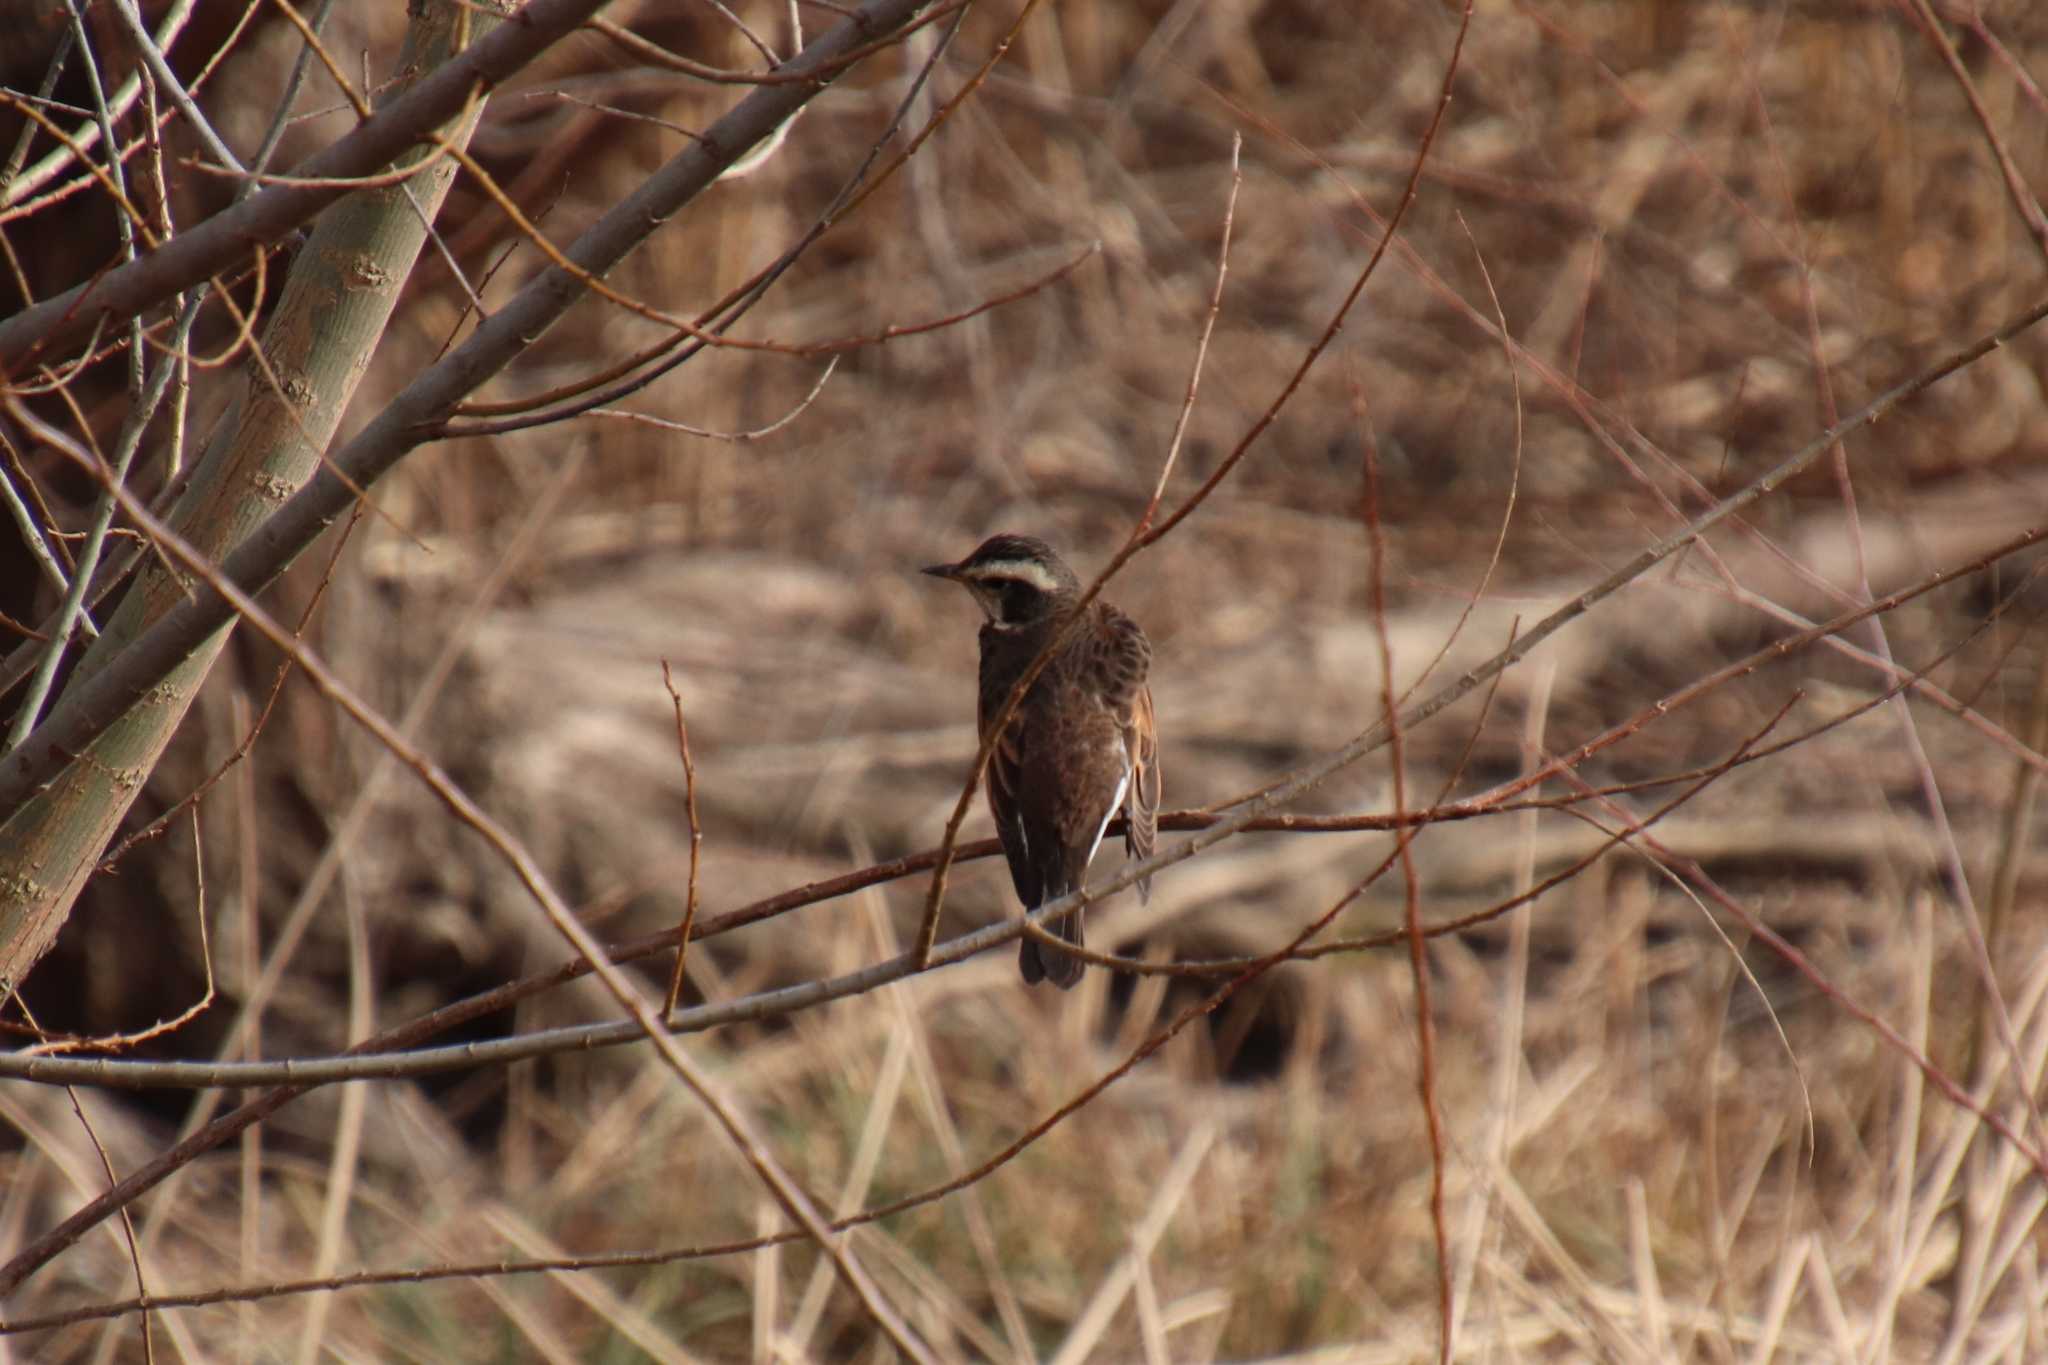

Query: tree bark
[
  {"left": 0, "top": 0, "right": 935, "bottom": 989},
  {"left": 0, "top": 0, "right": 506, "bottom": 988}
]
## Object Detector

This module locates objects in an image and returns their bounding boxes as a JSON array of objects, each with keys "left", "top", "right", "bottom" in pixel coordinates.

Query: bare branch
[
  {"left": 660, "top": 663, "right": 705, "bottom": 1017},
  {"left": 912, "top": 0, "right": 1467, "bottom": 963},
  {"left": 106, "top": 0, "right": 248, "bottom": 178},
  {"left": 0, "top": 0, "right": 200, "bottom": 212},
  {"left": 1903, "top": 0, "right": 2048, "bottom": 261},
  {"left": 0, "top": 0, "right": 612, "bottom": 373},
  {"left": 0, "top": 0, "right": 961, "bottom": 822}
]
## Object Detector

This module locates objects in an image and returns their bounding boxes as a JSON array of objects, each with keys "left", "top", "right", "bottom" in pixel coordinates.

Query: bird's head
[{"left": 921, "top": 534, "right": 1080, "bottom": 629}]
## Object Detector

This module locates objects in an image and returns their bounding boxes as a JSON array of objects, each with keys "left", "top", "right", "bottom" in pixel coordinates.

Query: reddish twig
[
  {"left": 584, "top": 4, "right": 971, "bottom": 88},
  {"left": 445, "top": 1, "right": 976, "bottom": 433},
  {"left": 8, "top": 523, "right": 2039, "bottom": 1084},
  {"left": 1573, "top": 778, "right": 2048, "bottom": 1180},
  {"left": 30, "top": 810, "right": 216, "bottom": 1057},
  {"left": 1403, "top": 209, "right": 1523, "bottom": 705},
  {"left": 0, "top": 669, "right": 1980, "bottom": 1337},
  {"left": 1902, "top": 0, "right": 2048, "bottom": 260},
  {"left": 913, "top": 0, "right": 1473, "bottom": 963},
  {"left": 444, "top": 247, "right": 1094, "bottom": 435},
  {"left": 907, "top": 134, "right": 1245, "bottom": 964},
  {"left": 1365, "top": 408, "right": 1453, "bottom": 1362},
  {"left": 6, "top": 440, "right": 935, "bottom": 1359},
  {"left": 98, "top": 504, "right": 363, "bottom": 870},
  {"left": 660, "top": 662, "right": 704, "bottom": 1018}
]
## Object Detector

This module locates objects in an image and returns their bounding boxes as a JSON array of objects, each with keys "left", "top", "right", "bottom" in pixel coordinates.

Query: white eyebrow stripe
[{"left": 964, "top": 559, "right": 1061, "bottom": 594}]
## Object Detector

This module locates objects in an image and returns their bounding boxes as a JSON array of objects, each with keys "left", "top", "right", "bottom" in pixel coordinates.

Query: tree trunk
[{"left": 0, "top": 1, "right": 505, "bottom": 988}]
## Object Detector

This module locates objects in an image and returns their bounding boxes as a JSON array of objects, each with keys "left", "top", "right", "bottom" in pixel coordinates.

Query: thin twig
[
  {"left": 108, "top": 0, "right": 248, "bottom": 177},
  {"left": 1217, "top": 55, "right": 2025, "bottom": 758},
  {"left": 0, "top": 571, "right": 2030, "bottom": 1321},
  {"left": 660, "top": 663, "right": 705, "bottom": 1018},
  {"left": 443, "top": 0, "right": 976, "bottom": 436},
  {"left": 590, "top": 358, "right": 836, "bottom": 442},
  {"left": 13, "top": 434, "right": 933, "bottom": 1359},
  {"left": 408, "top": 132, "right": 1088, "bottom": 395},
  {"left": 911, "top": 0, "right": 1474, "bottom": 964},
  {"left": 447, "top": 234, "right": 1080, "bottom": 428},
  {"left": 0, "top": 319, "right": 179, "bottom": 746},
  {"left": 0, "top": 448, "right": 89, "bottom": 618},
  {"left": 49, "top": 1027, "right": 158, "bottom": 1364},
  {"left": 1633, "top": 823, "right": 2047, "bottom": 1179},
  {"left": 248, "top": 0, "right": 340, "bottom": 175},
  {"left": 1404, "top": 210, "right": 1521, "bottom": 702},
  {"left": 0, "top": 0, "right": 199, "bottom": 211},
  {"left": 263, "top": 0, "right": 373, "bottom": 121},
  {"left": 0, "top": 0, "right": 618, "bottom": 370},
  {"left": 522, "top": 87, "right": 704, "bottom": 141},
  {"left": 95, "top": 502, "right": 361, "bottom": 872},
  {"left": 0, "top": 24, "right": 74, "bottom": 193},
  {"left": 693, "top": 0, "right": 782, "bottom": 67},
  {"left": 1757, "top": 5, "right": 2048, "bottom": 1161},
  {"left": 26, "top": 808, "right": 217, "bottom": 1057},
  {"left": 1903, "top": 0, "right": 2048, "bottom": 260},
  {"left": 2, "top": 6, "right": 155, "bottom": 752},
  {"left": 107, "top": 462, "right": 563, "bottom": 1143},
  {"left": 2, "top": 513, "right": 2041, "bottom": 1079},
  {"left": 1365, "top": 413, "right": 1453, "bottom": 1363},
  {"left": 1148, "top": 132, "right": 1241, "bottom": 519},
  {"left": 1950, "top": 6, "right": 2048, "bottom": 119},
  {"left": 0, "top": 711, "right": 1790, "bottom": 1340}
]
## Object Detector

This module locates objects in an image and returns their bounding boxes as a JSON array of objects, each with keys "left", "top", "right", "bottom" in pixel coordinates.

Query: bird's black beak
[{"left": 921, "top": 562, "right": 961, "bottom": 581}]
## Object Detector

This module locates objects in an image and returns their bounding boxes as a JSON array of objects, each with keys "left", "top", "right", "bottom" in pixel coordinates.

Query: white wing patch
[{"left": 1083, "top": 758, "right": 1132, "bottom": 874}]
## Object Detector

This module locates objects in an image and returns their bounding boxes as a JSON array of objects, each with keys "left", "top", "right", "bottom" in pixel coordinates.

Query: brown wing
[
  {"left": 1086, "top": 605, "right": 1157, "bottom": 900},
  {"left": 979, "top": 606, "right": 1154, "bottom": 988},
  {"left": 981, "top": 619, "right": 1095, "bottom": 988},
  {"left": 1091, "top": 604, "right": 1151, "bottom": 713},
  {"left": 981, "top": 711, "right": 1043, "bottom": 910},
  {"left": 1125, "top": 683, "right": 1159, "bottom": 903},
  {"left": 978, "top": 627, "right": 1044, "bottom": 910}
]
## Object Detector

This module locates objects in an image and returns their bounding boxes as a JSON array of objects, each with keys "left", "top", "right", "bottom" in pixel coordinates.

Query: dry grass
[{"left": 7, "top": 0, "right": 2048, "bottom": 1359}]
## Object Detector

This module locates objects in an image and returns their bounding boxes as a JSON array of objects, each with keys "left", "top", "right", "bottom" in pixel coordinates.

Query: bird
[{"left": 922, "top": 534, "right": 1159, "bottom": 988}]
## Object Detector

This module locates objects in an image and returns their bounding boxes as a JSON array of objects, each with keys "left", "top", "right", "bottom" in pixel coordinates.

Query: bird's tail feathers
[{"left": 1018, "top": 891, "right": 1086, "bottom": 990}]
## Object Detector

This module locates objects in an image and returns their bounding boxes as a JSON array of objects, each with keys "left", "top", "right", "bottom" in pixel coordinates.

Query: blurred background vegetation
[{"left": 3, "top": 0, "right": 2048, "bottom": 1359}]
